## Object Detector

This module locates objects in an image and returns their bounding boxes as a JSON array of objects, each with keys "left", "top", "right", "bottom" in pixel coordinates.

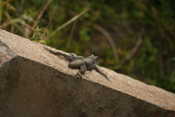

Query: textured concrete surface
[{"left": 0, "top": 29, "right": 175, "bottom": 117}]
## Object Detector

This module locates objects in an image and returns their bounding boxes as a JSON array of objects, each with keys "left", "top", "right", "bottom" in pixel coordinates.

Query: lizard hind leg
[{"left": 75, "top": 64, "right": 87, "bottom": 79}]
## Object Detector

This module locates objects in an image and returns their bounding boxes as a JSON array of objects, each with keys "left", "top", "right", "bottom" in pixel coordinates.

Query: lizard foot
[
  {"left": 75, "top": 72, "right": 83, "bottom": 79},
  {"left": 74, "top": 71, "right": 88, "bottom": 79}
]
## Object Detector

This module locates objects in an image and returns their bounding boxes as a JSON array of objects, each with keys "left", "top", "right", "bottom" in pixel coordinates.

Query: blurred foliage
[{"left": 0, "top": 0, "right": 175, "bottom": 92}]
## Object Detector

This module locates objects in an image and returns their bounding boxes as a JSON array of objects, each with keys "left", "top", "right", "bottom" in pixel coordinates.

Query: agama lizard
[{"left": 45, "top": 47, "right": 109, "bottom": 80}]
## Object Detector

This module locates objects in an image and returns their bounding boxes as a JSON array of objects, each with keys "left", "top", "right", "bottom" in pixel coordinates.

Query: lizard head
[{"left": 89, "top": 54, "right": 98, "bottom": 61}]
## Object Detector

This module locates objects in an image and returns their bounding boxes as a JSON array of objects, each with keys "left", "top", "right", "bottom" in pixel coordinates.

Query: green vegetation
[{"left": 0, "top": 0, "right": 175, "bottom": 92}]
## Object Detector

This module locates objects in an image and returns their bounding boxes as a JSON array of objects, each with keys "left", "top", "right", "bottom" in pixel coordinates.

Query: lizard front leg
[{"left": 94, "top": 66, "right": 110, "bottom": 81}]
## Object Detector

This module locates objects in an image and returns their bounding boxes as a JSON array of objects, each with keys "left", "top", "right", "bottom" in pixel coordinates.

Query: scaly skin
[{"left": 45, "top": 47, "right": 109, "bottom": 80}]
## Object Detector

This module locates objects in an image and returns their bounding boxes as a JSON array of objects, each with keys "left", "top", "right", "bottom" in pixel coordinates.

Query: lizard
[{"left": 44, "top": 47, "right": 110, "bottom": 81}]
